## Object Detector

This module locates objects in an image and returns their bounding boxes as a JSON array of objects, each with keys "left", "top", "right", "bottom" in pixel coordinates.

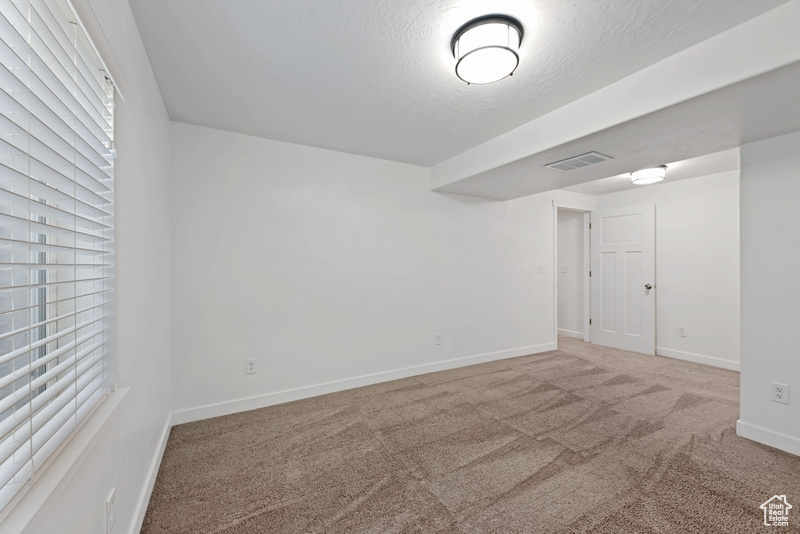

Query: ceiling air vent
[{"left": 545, "top": 151, "right": 612, "bottom": 172}]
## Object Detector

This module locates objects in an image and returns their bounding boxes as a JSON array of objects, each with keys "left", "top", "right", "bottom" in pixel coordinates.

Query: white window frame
[{"left": 0, "top": 0, "right": 118, "bottom": 519}]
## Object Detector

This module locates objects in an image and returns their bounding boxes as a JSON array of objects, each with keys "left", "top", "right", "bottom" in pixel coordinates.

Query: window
[{"left": 0, "top": 0, "right": 114, "bottom": 510}]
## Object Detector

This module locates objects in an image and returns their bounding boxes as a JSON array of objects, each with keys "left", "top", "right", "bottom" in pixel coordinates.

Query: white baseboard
[
  {"left": 557, "top": 329, "right": 584, "bottom": 339},
  {"left": 129, "top": 412, "right": 173, "bottom": 534},
  {"left": 171, "top": 343, "right": 556, "bottom": 426},
  {"left": 737, "top": 420, "right": 800, "bottom": 457},
  {"left": 656, "top": 346, "right": 740, "bottom": 371}
]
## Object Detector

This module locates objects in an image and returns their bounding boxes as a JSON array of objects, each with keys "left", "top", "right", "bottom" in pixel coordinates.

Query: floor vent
[{"left": 545, "top": 151, "right": 612, "bottom": 172}]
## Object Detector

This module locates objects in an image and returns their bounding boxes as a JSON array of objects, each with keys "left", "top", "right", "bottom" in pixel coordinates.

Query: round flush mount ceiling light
[
  {"left": 452, "top": 15, "right": 523, "bottom": 85},
  {"left": 631, "top": 165, "right": 667, "bottom": 185}
]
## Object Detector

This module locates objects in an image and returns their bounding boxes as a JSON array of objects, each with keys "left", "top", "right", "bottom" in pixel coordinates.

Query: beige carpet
[{"left": 142, "top": 338, "right": 800, "bottom": 533}]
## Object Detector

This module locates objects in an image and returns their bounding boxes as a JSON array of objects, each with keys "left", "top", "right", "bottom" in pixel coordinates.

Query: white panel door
[{"left": 590, "top": 204, "right": 655, "bottom": 354}]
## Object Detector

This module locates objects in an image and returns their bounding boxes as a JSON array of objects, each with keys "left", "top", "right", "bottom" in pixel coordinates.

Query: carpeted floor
[{"left": 142, "top": 338, "right": 800, "bottom": 533}]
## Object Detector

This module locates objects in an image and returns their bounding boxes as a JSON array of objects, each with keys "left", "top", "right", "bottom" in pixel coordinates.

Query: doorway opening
[
  {"left": 556, "top": 208, "right": 589, "bottom": 342},
  {"left": 553, "top": 202, "right": 656, "bottom": 356}
]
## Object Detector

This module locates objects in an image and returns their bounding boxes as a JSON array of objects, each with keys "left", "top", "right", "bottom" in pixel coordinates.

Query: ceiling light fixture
[
  {"left": 452, "top": 15, "right": 523, "bottom": 85},
  {"left": 631, "top": 165, "right": 667, "bottom": 185}
]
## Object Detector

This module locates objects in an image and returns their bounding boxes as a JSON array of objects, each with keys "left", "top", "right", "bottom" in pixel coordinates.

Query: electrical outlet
[
  {"left": 538, "top": 264, "right": 544, "bottom": 274},
  {"left": 246, "top": 358, "right": 257, "bottom": 375},
  {"left": 561, "top": 265, "right": 568, "bottom": 274},
  {"left": 771, "top": 382, "right": 789, "bottom": 405},
  {"left": 434, "top": 332, "right": 442, "bottom": 345},
  {"left": 677, "top": 326, "right": 687, "bottom": 337},
  {"left": 106, "top": 488, "right": 115, "bottom": 534}
]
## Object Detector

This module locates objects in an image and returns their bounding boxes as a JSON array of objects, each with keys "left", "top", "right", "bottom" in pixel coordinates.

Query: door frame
[{"left": 552, "top": 198, "right": 595, "bottom": 349}]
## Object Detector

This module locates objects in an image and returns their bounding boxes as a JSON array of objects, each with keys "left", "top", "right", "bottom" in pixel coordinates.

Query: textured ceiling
[{"left": 128, "top": 0, "right": 788, "bottom": 166}]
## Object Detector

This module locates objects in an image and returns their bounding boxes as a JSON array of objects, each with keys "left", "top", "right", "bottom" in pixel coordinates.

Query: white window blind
[{"left": 0, "top": 0, "right": 114, "bottom": 510}]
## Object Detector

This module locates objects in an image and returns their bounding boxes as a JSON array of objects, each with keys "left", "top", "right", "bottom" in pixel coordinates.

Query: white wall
[
  {"left": 595, "top": 171, "right": 740, "bottom": 369},
  {"left": 170, "top": 123, "right": 594, "bottom": 421},
  {"left": 738, "top": 130, "right": 800, "bottom": 456},
  {"left": 557, "top": 210, "right": 585, "bottom": 338},
  {"left": 9, "top": 1, "right": 174, "bottom": 532}
]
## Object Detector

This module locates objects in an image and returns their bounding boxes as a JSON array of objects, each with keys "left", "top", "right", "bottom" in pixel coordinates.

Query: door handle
[{"left": 645, "top": 284, "right": 653, "bottom": 290}]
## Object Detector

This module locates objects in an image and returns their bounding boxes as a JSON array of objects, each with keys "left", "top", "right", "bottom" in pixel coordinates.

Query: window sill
[{"left": 0, "top": 387, "right": 129, "bottom": 532}]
